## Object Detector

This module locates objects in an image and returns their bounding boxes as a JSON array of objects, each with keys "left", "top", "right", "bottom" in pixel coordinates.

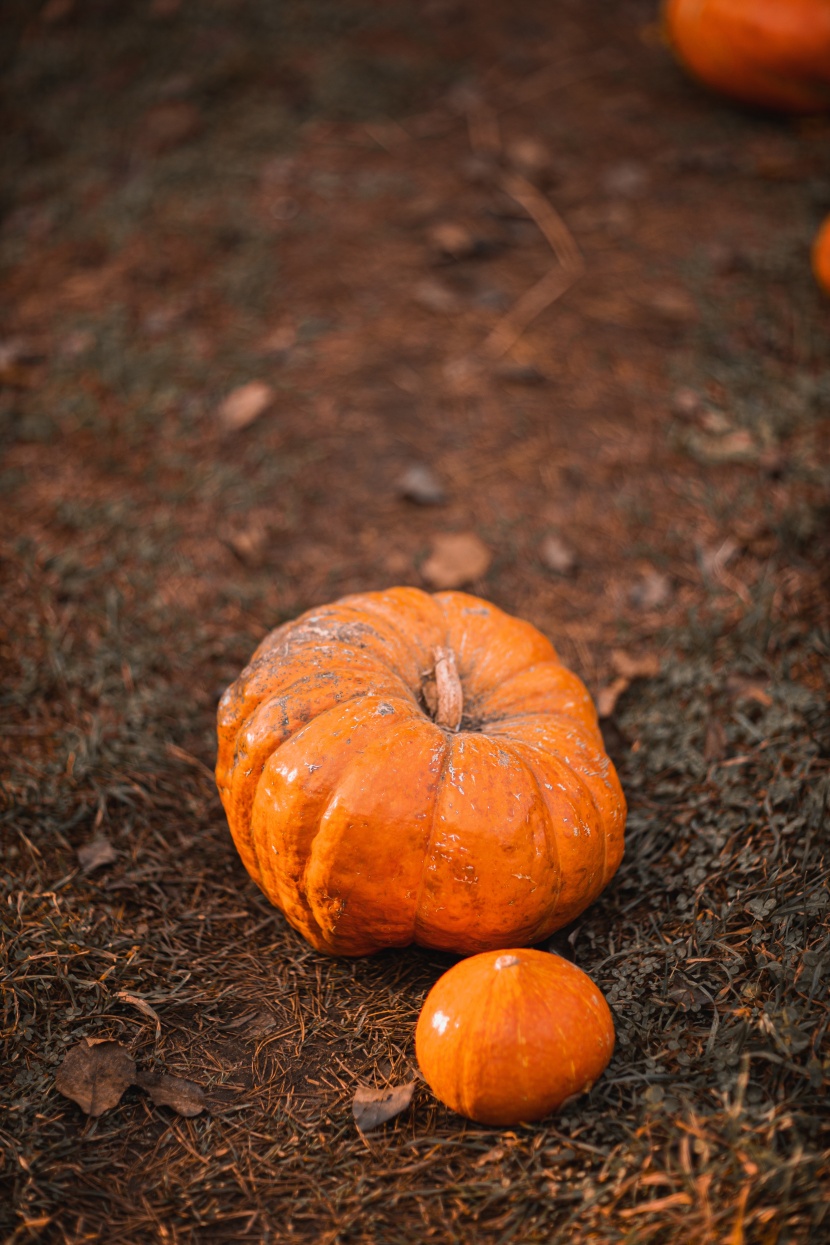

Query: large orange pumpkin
[
  {"left": 814, "top": 215, "right": 830, "bottom": 295},
  {"left": 415, "top": 949, "right": 615, "bottom": 1125},
  {"left": 664, "top": 0, "right": 830, "bottom": 114},
  {"left": 216, "top": 588, "right": 625, "bottom": 956}
]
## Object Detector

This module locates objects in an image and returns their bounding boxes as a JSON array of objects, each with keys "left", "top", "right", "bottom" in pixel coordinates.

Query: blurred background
[
  {"left": 2, "top": 2, "right": 829, "bottom": 1242},
  {"left": 3, "top": 0, "right": 827, "bottom": 703}
]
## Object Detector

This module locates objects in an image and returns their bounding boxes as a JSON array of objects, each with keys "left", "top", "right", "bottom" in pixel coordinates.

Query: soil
[{"left": 1, "top": 2, "right": 828, "bottom": 1243}]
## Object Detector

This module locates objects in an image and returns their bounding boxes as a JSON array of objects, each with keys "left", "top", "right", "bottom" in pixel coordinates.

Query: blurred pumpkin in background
[
  {"left": 665, "top": 0, "right": 830, "bottom": 113},
  {"left": 814, "top": 215, "right": 830, "bottom": 294}
]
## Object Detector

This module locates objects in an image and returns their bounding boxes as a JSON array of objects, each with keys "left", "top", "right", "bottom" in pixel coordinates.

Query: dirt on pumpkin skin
[{"left": 1, "top": 1, "right": 828, "bottom": 1243}]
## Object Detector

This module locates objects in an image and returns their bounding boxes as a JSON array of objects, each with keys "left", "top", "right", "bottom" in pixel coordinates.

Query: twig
[
  {"left": 483, "top": 266, "right": 577, "bottom": 358},
  {"left": 500, "top": 172, "right": 583, "bottom": 274}
]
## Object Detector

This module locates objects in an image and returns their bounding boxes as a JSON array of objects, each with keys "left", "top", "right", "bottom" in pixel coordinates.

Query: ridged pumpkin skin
[
  {"left": 415, "top": 949, "right": 615, "bottom": 1125},
  {"left": 814, "top": 215, "right": 830, "bottom": 295},
  {"left": 216, "top": 588, "right": 625, "bottom": 956},
  {"left": 665, "top": 0, "right": 830, "bottom": 113}
]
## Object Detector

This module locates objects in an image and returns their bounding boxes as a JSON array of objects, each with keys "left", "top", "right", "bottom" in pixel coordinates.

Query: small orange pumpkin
[
  {"left": 665, "top": 0, "right": 830, "bottom": 114},
  {"left": 814, "top": 215, "right": 830, "bottom": 295},
  {"left": 216, "top": 588, "right": 625, "bottom": 956},
  {"left": 415, "top": 949, "right": 615, "bottom": 1125}
]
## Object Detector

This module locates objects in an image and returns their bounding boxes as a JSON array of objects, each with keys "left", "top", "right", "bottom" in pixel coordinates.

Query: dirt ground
[{"left": 1, "top": 1, "right": 829, "bottom": 1242}]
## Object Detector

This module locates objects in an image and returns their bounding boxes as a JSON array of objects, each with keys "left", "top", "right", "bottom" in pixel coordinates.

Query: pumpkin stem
[{"left": 433, "top": 646, "right": 463, "bottom": 731}]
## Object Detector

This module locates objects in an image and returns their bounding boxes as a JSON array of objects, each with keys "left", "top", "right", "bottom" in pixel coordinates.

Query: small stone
[
  {"left": 422, "top": 533, "right": 492, "bottom": 589},
  {"left": 428, "top": 222, "right": 478, "bottom": 261},
  {"left": 398, "top": 464, "right": 447, "bottom": 506},
  {"left": 506, "top": 137, "right": 553, "bottom": 184},
  {"left": 539, "top": 533, "right": 577, "bottom": 576},
  {"left": 672, "top": 387, "right": 701, "bottom": 419},
  {"left": 217, "top": 382, "right": 273, "bottom": 432}
]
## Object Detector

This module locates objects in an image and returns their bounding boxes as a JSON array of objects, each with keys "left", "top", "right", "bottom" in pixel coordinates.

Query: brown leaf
[
  {"left": 475, "top": 1145, "right": 506, "bottom": 1167},
  {"left": 134, "top": 1070, "right": 207, "bottom": 1117},
  {"left": 116, "top": 991, "right": 161, "bottom": 1033},
  {"left": 413, "top": 280, "right": 461, "bottom": 314},
  {"left": 703, "top": 718, "right": 727, "bottom": 763},
  {"left": 218, "top": 381, "right": 274, "bottom": 432},
  {"left": 77, "top": 836, "right": 117, "bottom": 873},
  {"left": 597, "top": 677, "right": 629, "bottom": 719},
  {"left": 352, "top": 1081, "right": 416, "bottom": 1133},
  {"left": 611, "top": 651, "right": 661, "bottom": 680},
  {"left": 138, "top": 102, "right": 202, "bottom": 155},
  {"left": 698, "top": 538, "right": 739, "bottom": 581},
  {"left": 687, "top": 429, "right": 757, "bottom": 465},
  {"left": 55, "top": 1039, "right": 136, "bottom": 1117},
  {"left": 539, "top": 532, "right": 577, "bottom": 576},
  {"left": 422, "top": 533, "right": 491, "bottom": 589}
]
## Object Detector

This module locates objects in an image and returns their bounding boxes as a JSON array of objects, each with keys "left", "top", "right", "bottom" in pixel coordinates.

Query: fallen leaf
[
  {"left": 138, "top": 102, "right": 202, "bottom": 154},
  {"left": 134, "top": 1070, "right": 206, "bottom": 1118},
  {"left": 260, "top": 324, "right": 296, "bottom": 356},
  {"left": 116, "top": 991, "right": 161, "bottom": 1033},
  {"left": 628, "top": 571, "right": 672, "bottom": 611},
  {"left": 55, "top": 1039, "right": 136, "bottom": 1116},
  {"left": 352, "top": 1082, "right": 416, "bottom": 1133},
  {"left": 597, "top": 677, "right": 629, "bottom": 719},
  {"left": 601, "top": 161, "right": 648, "bottom": 198},
  {"left": 218, "top": 381, "right": 274, "bottom": 432},
  {"left": 686, "top": 428, "right": 757, "bottom": 465},
  {"left": 475, "top": 1145, "right": 506, "bottom": 1167},
  {"left": 422, "top": 533, "right": 491, "bottom": 589},
  {"left": 413, "top": 280, "right": 461, "bottom": 314},
  {"left": 77, "top": 836, "right": 117, "bottom": 873},
  {"left": 646, "top": 288, "right": 698, "bottom": 323},
  {"left": 667, "top": 985, "right": 709, "bottom": 1011},
  {"left": 539, "top": 533, "right": 577, "bottom": 576},
  {"left": 611, "top": 651, "right": 661, "bottom": 680},
  {"left": 726, "top": 676, "right": 773, "bottom": 708},
  {"left": 220, "top": 522, "right": 270, "bottom": 566},
  {"left": 247, "top": 1010, "right": 278, "bottom": 1038},
  {"left": 428, "top": 222, "right": 479, "bottom": 261},
  {"left": 398, "top": 464, "right": 447, "bottom": 506},
  {"left": 703, "top": 718, "right": 728, "bottom": 763},
  {"left": 41, "top": 0, "right": 74, "bottom": 22},
  {"left": 698, "top": 538, "right": 738, "bottom": 581}
]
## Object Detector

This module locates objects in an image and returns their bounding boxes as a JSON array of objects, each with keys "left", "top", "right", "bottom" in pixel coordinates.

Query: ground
[{"left": 1, "top": 1, "right": 829, "bottom": 1242}]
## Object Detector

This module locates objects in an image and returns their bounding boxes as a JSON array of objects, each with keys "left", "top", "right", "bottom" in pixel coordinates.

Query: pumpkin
[
  {"left": 664, "top": 0, "right": 830, "bottom": 114},
  {"left": 415, "top": 949, "right": 615, "bottom": 1125},
  {"left": 216, "top": 587, "right": 625, "bottom": 956},
  {"left": 814, "top": 215, "right": 830, "bottom": 295}
]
